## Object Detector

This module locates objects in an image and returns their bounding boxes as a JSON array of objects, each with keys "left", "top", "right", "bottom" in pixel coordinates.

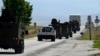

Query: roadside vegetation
[
  {"left": 24, "top": 25, "right": 42, "bottom": 39},
  {"left": 77, "top": 28, "right": 95, "bottom": 40},
  {"left": 77, "top": 27, "right": 100, "bottom": 49}
]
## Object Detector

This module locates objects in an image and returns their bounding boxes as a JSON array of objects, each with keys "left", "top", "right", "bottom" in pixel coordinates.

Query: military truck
[
  {"left": 51, "top": 19, "right": 73, "bottom": 39},
  {"left": 51, "top": 19, "right": 61, "bottom": 39},
  {"left": 60, "top": 22, "right": 68, "bottom": 39},
  {"left": 71, "top": 20, "right": 80, "bottom": 33},
  {"left": 0, "top": 8, "right": 24, "bottom": 53},
  {"left": 69, "top": 15, "right": 81, "bottom": 32},
  {"left": 69, "top": 15, "right": 81, "bottom": 25},
  {"left": 68, "top": 21, "right": 73, "bottom": 37}
]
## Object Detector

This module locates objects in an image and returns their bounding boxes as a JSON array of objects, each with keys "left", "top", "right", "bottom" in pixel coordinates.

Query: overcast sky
[{"left": 1, "top": 0, "right": 100, "bottom": 26}]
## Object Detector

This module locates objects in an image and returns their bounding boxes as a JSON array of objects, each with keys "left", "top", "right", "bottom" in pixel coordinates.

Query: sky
[{"left": 1, "top": 0, "right": 100, "bottom": 26}]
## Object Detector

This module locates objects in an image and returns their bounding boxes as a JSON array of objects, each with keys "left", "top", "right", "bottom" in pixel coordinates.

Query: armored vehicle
[{"left": 0, "top": 8, "right": 24, "bottom": 53}]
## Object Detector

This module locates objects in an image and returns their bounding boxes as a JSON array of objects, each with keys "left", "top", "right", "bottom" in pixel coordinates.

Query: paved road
[
  {"left": 0, "top": 37, "right": 66, "bottom": 56},
  {"left": 0, "top": 26, "right": 99, "bottom": 56},
  {"left": 26, "top": 26, "right": 100, "bottom": 56},
  {"left": 29, "top": 40, "right": 100, "bottom": 56}
]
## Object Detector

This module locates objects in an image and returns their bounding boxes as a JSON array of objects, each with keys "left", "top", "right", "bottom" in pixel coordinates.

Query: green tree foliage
[{"left": 2, "top": 0, "right": 33, "bottom": 25}]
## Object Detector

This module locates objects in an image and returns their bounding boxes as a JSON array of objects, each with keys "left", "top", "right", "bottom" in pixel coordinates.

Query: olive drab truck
[
  {"left": 69, "top": 15, "right": 81, "bottom": 33},
  {"left": 60, "top": 22, "right": 69, "bottom": 39},
  {"left": 51, "top": 19, "right": 61, "bottom": 39},
  {"left": 0, "top": 8, "right": 24, "bottom": 53},
  {"left": 68, "top": 21, "right": 73, "bottom": 37},
  {"left": 51, "top": 19, "right": 73, "bottom": 39}
]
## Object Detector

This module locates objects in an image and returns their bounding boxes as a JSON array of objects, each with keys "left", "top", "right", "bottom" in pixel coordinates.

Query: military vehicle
[
  {"left": 51, "top": 19, "right": 73, "bottom": 39},
  {"left": 0, "top": 8, "right": 24, "bottom": 53},
  {"left": 68, "top": 21, "right": 73, "bottom": 37},
  {"left": 69, "top": 15, "right": 81, "bottom": 32},
  {"left": 60, "top": 22, "right": 69, "bottom": 39},
  {"left": 69, "top": 15, "right": 81, "bottom": 25},
  {"left": 51, "top": 19, "right": 61, "bottom": 39},
  {"left": 71, "top": 20, "right": 80, "bottom": 33}
]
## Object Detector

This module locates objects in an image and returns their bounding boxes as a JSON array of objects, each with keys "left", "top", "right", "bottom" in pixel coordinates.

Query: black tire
[
  {"left": 58, "top": 35, "right": 62, "bottom": 39},
  {"left": 69, "top": 33, "right": 72, "bottom": 37},
  {"left": 15, "top": 40, "right": 24, "bottom": 54},
  {"left": 58, "top": 37, "right": 62, "bottom": 39},
  {"left": 65, "top": 36, "right": 68, "bottom": 39},
  {"left": 15, "top": 49, "right": 24, "bottom": 54},
  {"left": 51, "top": 37, "right": 55, "bottom": 42},
  {"left": 38, "top": 37, "right": 42, "bottom": 41},
  {"left": 73, "top": 30, "right": 76, "bottom": 33}
]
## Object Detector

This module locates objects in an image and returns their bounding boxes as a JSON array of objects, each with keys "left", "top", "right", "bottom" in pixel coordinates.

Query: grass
[
  {"left": 78, "top": 30, "right": 90, "bottom": 40},
  {"left": 24, "top": 34, "right": 37, "bottom": 39},
  {"left": 24, "top": 25, "right": 42, "bottom": 39},
  {"left": 77, "top": 27, "right": 100, "bottom": 49},
  {"left": 77, "top": 28, "right": 96, "bottom": 40},
  {"left": 93, "top": 40, "right": 100, "bottom": 49}
]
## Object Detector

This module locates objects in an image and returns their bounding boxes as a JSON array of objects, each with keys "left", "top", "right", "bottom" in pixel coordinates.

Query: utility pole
[
  {"left": 88, "top": 15, "right": 92, "bottom": 40},
  {"left": 34, "top": 22, "right": 37, "bottom": 33}
]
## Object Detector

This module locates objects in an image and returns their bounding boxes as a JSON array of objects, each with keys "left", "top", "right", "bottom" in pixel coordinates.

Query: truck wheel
[
  {"left": 38, "top": 37, "right": 42, "bottom": 41},
  {"left": 15, "top": 40, "right": 24, "bottom": 54},
  {"left": 15, "top": 49, "right": 24, "bottom": 54},
  {"left": 51, "top": 37, "right": 55, "bottom": 42},
  {"left": 65, "top": 36, "right": 68, "bottom": 39},
  {"left": 73, "top": 30, "right": 76, "bottom": 33},
  {"left": 59, "top": 36, "right": 62, "bottom": 39},
  {"left": 69, "top": 33, "right": 72, "bottom": 37}
]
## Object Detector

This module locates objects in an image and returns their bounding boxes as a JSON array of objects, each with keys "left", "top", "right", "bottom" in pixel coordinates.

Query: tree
[{"left": 2, "top": 0, "right": 33, "bottom": 25}]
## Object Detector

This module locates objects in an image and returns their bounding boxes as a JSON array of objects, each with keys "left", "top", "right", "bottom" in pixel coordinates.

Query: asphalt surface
[{"left": 30, "top": 40, "right": 100, "bottom": 56}]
